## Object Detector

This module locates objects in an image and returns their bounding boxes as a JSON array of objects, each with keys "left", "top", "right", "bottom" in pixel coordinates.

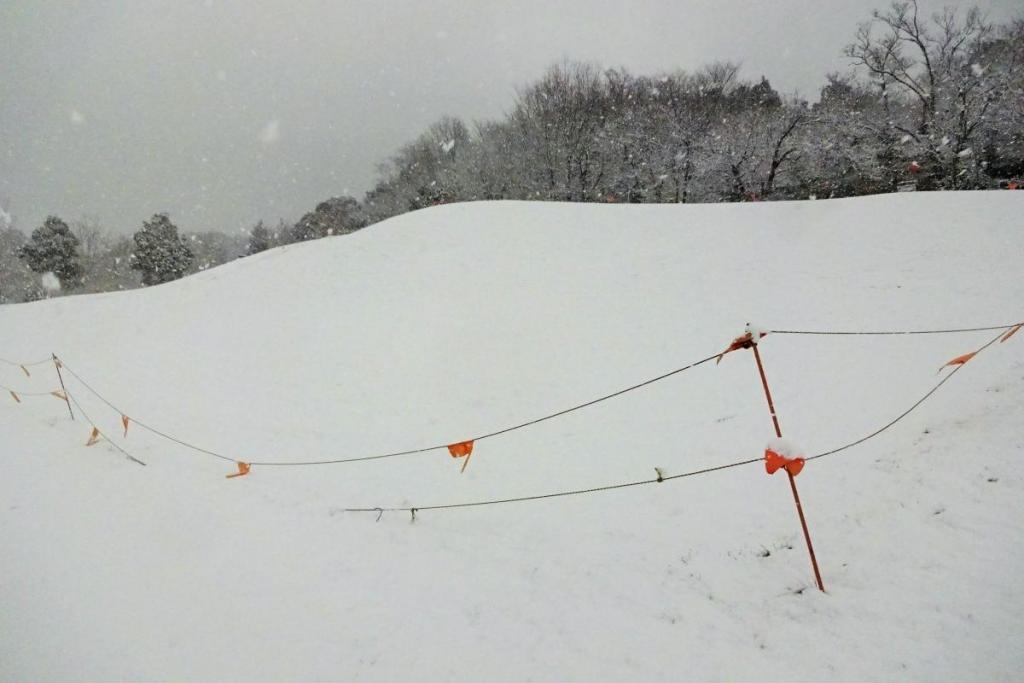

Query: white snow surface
[{"left": 2, "top": 192, "right": 1023, "bottom": 681}]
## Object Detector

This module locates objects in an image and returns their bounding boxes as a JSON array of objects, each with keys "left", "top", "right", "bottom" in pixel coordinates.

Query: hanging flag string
[
  {"left": 63, "top": 389, "right": 146, "bottom": 467},
  {"left": 345, "top": 327, "right": 1017, "bottom": 516},
  {"left": 54, "top": 350, "right": 722, "bottom": 468},
  {"left": 3, "top": 318, "right": 1017, "bottom": 488},
  {"left": 0, "top": 357, "right": 55, "bottom": 369}
]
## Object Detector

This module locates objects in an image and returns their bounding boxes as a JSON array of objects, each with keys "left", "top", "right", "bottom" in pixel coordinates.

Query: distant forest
[{"left": 2, "top": 0, "right": 1021, "bottom": 303}]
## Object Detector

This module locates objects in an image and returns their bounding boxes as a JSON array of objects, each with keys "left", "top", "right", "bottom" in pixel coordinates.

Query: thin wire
[
  {"left": 345, "top": 457, "right": 763, "bottom": 513},
  {"left": 64, "top": 389, "right": 146, "bottom": 466},
  {"left": 770, "top": 322, "right": 1021, "bottom": 336},
  {"left": 345, "top": 328, "right": 1016, "bottom": 515},
  {"left": 57, "top": 352, "right": 721, "bottom": 467},
  {"left": 0, "top": 383, "right": 61, "bottom": 397},
  {"left": 56, "top": 363, "right": 236, "bottom": 464},
  {"left": 37, "top": 320, "right": 1019, "bottom": 485},
  {"left": 807, "top": 327, "right": 1009, "bottom": 461},
  {"left": 0, "top": 357, "right": 54, "bottom": 368}
]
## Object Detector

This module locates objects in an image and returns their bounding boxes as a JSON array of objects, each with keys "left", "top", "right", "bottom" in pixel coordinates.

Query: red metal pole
[
  {"left": 751, "top": 343, "right": 825, "bottom": 593},
  {"left": 787, "top": 470, "right": 825, "bottom": 592},
  {"left": 752, "top": 345, "right": 782, "bottom": 439}
]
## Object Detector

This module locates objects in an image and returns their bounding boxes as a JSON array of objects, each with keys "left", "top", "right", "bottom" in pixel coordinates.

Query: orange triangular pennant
[
  {"left": 226, "top": 461, "right": 251, "bottom": 478},
  {"left": 10, "top": 390, "right": 21, "bottom": 403},
  {"left": 447, "top": 440, "right": 475, "bottom": 473},
  {"left": 20, "top": 365, "right": 30, "bottom": 378},
  {"left": 1001, "top": 324, "right": 1022, "bottom": 343},
  {"left": 86, "top": 427, "right": 101, "bottom": 446},
  {"left": 716, "top": 332, "right": 753, "bottom": 365},
  {"left": 122, "top": 415, "right": 130, "bottom": 437},
  {"left": 447, "top": 440, "right": 474, "bottom": 457},
  {"left": 715, "top": 328, "right": 768, "bottom": 365},
  {"left": 51, "top": 390, "right": 67, "bottom": 401},
  {"left": 940, "top": 351, "right": 977, "bottom": 372}
]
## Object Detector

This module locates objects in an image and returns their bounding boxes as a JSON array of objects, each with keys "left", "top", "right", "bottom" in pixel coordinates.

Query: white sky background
[{"left": 0, "top": 0, "right": 1019, "bottom": 235}]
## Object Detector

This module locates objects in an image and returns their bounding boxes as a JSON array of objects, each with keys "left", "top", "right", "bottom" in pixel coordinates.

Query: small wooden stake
[
  {"left": 751, "top": 343, "right": 825, "bottom": 593},
  {"left": 52, "top": 354, "right": 74, "bottom": 421}
]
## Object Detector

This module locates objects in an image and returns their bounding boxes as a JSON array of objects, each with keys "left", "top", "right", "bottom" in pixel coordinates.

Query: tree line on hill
[{"left": 1, "top": 0, "right": 1021, "bottom": 304}]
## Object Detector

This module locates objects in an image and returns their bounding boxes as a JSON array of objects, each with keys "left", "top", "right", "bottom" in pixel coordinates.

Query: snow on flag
[
  {"left": 716, "top": 324, "right": 768, "bottom": 364},
  {"left": 765, "top": 438, "right": 805, "bottom": 477}
]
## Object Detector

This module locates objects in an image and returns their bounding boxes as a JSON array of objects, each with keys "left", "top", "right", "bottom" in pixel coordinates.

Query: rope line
[
  {"left": 344, "top": 328, "right": 1012, "bottom": 515},
  {"left": 0, "top": 357, "right": 54, "bottom": 368},
  {"left": 770, "top": 322, "right": 1021, "bottom": 336},
  {"left": 56, "top": 352, "right": 721, "bottom": 467},
  {"left": 2, "top": 318, "right": 1012, "bottom": 518},
  {"left": 344, "top": 458, "right": 763, "bottom": 513},
  {"left": 64, "top": 389, "right": 146, "bottom": 467},
  {"left": 807, "top": 327, "right": 1008, "bottom": 461},
  {"left": 0, "top": 383, "right": 60, "bottom": 397},
  {"left": 56, "top": 364, "right": 236, "bottom": 463}
]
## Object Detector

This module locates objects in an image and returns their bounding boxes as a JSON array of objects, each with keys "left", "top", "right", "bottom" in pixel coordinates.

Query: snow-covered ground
[{"left": 2, "top": 192, "right": 1022, "bottom": 681}]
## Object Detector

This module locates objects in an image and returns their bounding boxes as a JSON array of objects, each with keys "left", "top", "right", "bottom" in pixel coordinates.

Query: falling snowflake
[{"left": 260, "top": 120, "right": 280, "bottom": 145}]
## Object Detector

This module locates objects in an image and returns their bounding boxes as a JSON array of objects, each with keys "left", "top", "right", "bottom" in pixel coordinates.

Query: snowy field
[{"left": 2, "top": 192, "right": 1023, "bottom": 681}]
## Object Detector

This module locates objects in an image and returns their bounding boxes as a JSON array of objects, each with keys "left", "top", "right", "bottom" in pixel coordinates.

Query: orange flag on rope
[
  {"left": 765, "top": 448, "right": 805, "bottom": 477},
  {"left": 717, "top": 332, "right": 753, "bottom": 364},
  {"left": 9, "top": 390, "right": 21, "bottom": 403},
  {"left": 122, "top": 415, "right": 130, "bottom": 437},
  {"left": 447, "top": 440, "right": 475, "bottom": 473},
  {"left": 940, "top": 351, "right": 976, "bottom": 372},
  {"left": 86, "top": 427, "right": 101, "bottom": 446},
  {"left": 20, "top": 365, "right": 30, "bottom": 378},
  {"left": 716, "top": 326, "right": 768, "bottom": 364},
  {"left": 226, "top": 461, "right": 251, "bottom": 478},
  {"left": 51, "top": 391, "right": 67, "bottom": 401},
  {"left": 1001, "top": 324, "right": 1022, "bottom": 343}
]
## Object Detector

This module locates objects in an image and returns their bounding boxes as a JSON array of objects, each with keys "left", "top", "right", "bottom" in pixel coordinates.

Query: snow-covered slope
[{"left": 2, "top": 192, "right": 1023, "bottom": 681}]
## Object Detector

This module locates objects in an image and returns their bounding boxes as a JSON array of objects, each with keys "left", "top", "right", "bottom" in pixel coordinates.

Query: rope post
[
  {"left": 52, "top": 354, "right": 74, "bottom": 421},
  {"left": 752, "top": 345, "right": 781, "bottom": 439},
  {"left": 751, "top": 343, "right": 825, "bottom": 593}
]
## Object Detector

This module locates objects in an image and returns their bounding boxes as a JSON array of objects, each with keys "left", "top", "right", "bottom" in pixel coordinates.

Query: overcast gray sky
[{"left": 1, "top": 0, "right": 1018, "bottom": 235}]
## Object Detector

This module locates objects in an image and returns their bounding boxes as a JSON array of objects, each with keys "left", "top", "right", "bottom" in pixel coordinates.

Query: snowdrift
[{"left": 2, "top": 192, "right": 1023, "bottom": 681}]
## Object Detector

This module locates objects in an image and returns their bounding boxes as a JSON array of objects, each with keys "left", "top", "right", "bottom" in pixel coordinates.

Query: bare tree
[{"left": 844, "top": 0, "right": 1006, "bottom": 187}]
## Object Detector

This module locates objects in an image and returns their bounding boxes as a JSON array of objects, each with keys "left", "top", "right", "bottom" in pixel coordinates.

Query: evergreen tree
[
  {"left": 1, "top": 227, "right": 43, "bottom": 303},
  {"left": 17, "top": 216, "right": 83, "bottom": 289},
  {"left": 130, "top": 213, "right": 194, "bottom": 286},
  {"left": 247, "top": 221, "right": 272, "bottom": 255},
  {"left": 290, "top": 196, "right": 367, "bottom": 242}
]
